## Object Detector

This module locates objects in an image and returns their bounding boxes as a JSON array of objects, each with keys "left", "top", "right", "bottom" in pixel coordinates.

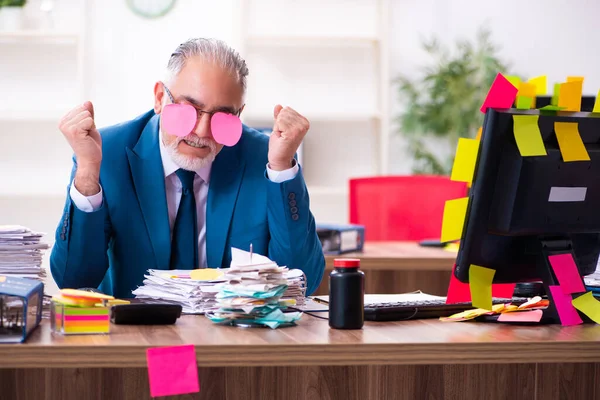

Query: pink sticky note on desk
[
  {"left": 480, "top": 73, "right": 519, "bottom": 113},
  {"left": 549, "top": 285, "right": 583, "bottom": 326},
  {"left": 548, "top": 254, "right": 585, "bottom": 294},
  {"left": 446, "top": 264, "right": 516, "bottom": 304},
  {"left": 497, "top": 309, "right": 543, "bottom": 323},
  {"left": 146, "top": 344, "right": 200, "bottom": 397}
]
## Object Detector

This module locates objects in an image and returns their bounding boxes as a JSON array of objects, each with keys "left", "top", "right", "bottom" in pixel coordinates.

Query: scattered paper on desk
[
  {"left": 554, "top": 122, "right": 590, "bottom": 162},
  {"left": 441, "top": 197, "right": 468, "bottom": 243},
  {"left": 549, "top": 285, "right": 582, "bottom": 326},
  {"left": 528, "top": 75, "right": 547, "bottom": 95},
  {"left": 548, "top": 254, "right": 586, "bottom": 294},
  {"left": 450, "top": 138, "right": 479, "bottom": 183},
  {"left": 480, "top": 73, "right": 519, "bottom": 113},
  {"left": 146, "top": 344, "right": 200, "bottom": 398},
  {"left": 497, "top": 309, "right": 543, "bottom": 323},
  {"left": 558, "top": 81, "right": 583, "bottom": 111},
  {"left": 469, "top": 265, "right": 495, "bottom": 310},
  {"left": 572, "top": 291, "right": 600, "bottom": 324},
  {"left": 512, "top": 115, "right": 546, "bottom": 156},
  {"left": 593, "top": 90, "right": 600, "bottom": 113}
]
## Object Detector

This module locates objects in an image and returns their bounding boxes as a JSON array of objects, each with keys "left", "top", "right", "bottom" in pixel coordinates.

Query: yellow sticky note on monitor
[
  {"left": 558, "top": 81, "right": 583, "bottom": 111},
  {"left": 469, "top": 265, "right": 495, "bottom": 310},
  {"left": 593, "top": 90, "right": 600, "bottom": 113},
  {"left": 572, "top": 292, "right": 600, "bottom": 324},
  {"left": 450, "top": 138, "right": 479, "bottom": 183},
  {"left": 554, "top": 122, "right": 590, "bottom": 162},
  {"left": 441, "top": 197, "right": 468, "bottom": 243},
  {"left": 513, "top": 115, "right": 546, "bottom": 156},
  {"left": 190, "top": 268, "right": 225, "bottom": 281},
  {"left": 528, "top": 75, "right": 547, "bottom": 95}
]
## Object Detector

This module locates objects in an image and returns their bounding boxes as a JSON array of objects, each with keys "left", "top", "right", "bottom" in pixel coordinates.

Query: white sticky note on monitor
[{"left": 548, "top": 187, "right": 587, "bottom": 202}]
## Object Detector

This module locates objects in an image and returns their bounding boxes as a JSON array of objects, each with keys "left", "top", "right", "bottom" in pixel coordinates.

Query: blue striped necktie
[{"left": 170, "top": 169, "right": 198, "bottom": 269}]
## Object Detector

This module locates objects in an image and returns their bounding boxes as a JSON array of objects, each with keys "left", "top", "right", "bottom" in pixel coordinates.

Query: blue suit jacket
[{"left": 50, "top": 110, "right": 325, "bottom": 298}]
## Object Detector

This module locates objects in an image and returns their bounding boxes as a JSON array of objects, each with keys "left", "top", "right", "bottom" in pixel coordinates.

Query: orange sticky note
[
  {"left": 558, "top": 81, "right": 583, "bottom": 111},
  {"left": 567, "top": 76, "right": 584, "bottom": 82},
  {"left": 450, "top": 138, "right": 479, "bottom": 183},
  {"left": 441, "top": 197, "right": 469, "bottom": 243},
  {"left": 513, "top": 115, "right": 546, "bottom": 156},
  {"left": 593, "top": 90, "right": 600, "bottom": 113},
  {"left": 528, "top": 75, "right": 547, "bottom": 95},
  {"left": 469, "top": 265, "right": 495, "bottom": 310},
  {"left": 572, "top": 292, "right": 600, "bottom": 324},
  {"left": 475, "top": 126, "right": 482, "bottom": 141},
  {"left": 554, "top": 122, "right": 590, "bottom": 162},
  {"left": 518, "top": 82, "right": 536, "bottom": 98}
]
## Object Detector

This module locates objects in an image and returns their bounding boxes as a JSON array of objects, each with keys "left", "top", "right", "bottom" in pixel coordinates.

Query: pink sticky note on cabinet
[
  {"left": 548, "top": 254, "right": 585, "bottom": 294},
  {"left": 549, "top": 285, "right": 583, "bottom": 326},
  {"left": 146, "top": 344, "right": 200, "bottom": 397},
  {"left": 480, "top": 73, "right": 519, "bottom": 113}
]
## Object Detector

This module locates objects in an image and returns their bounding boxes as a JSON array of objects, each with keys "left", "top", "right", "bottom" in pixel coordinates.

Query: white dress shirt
[{"left": 69, "top": 139, "right": 299, "bottom": 268}]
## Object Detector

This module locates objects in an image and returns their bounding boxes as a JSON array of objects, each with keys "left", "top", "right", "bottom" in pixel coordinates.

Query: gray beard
[{"left": 161, "top": 130, "right": 217, "bottom": 171}]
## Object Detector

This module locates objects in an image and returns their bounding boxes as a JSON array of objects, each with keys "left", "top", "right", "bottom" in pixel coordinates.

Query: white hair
[{"left": 165, "top": 38, "right": 249, "bottom": 95}]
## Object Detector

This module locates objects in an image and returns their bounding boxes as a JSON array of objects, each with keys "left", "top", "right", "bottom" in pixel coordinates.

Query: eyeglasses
[{"left": 161, "top": 83, "right": 243, "bottom": 147}]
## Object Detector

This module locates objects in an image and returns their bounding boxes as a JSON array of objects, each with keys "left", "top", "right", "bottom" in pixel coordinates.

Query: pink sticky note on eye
[
  {"left": 162, "top": 104, "right": 197, "bottom": 137},
  {"left": 211, "top": 112, "right": 242, "bottom": 146},
  {"left": 548, "top": 253, "right": 585, "bottom": 294},
  {"left": 146, "top": 344, "right": 200, "bottom": 397},
  {"left": 480, "top": 73, "right": 519, "bottom": 113},
  {"left": 549, "top": 285, "right": 583, "bottom": 326}
]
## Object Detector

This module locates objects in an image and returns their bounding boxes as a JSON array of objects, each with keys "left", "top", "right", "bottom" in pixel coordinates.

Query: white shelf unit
[{"left": 237, "top": 0, "right": 390, "bottom": 224}]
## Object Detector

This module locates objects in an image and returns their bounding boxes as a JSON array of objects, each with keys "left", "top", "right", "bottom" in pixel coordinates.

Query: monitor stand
[{"left": 536, "top": 237, "right": 590, "bottom": 325}]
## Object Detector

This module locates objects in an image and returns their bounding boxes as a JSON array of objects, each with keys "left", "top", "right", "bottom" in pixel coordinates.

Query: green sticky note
[
  {"left": 505, "top": 75, "right": 521, "bottom": 88},
  {"left": 539, "top": 105, "right": 566, "bottom": 111},
  {"left": 516, "top": 96, "right": 533, "bottom": 109},
  {"left": 469, "top": 265, "right": 495, "bottom": 310},
  {"left": 513, "top": 115, "right": 547, "bottom": 156},
  {"left": 572, "top": 292, "right": 600, "bottom": 324},
  {"left": 551, "top": 83, "right": 560, "bottom": 106}
]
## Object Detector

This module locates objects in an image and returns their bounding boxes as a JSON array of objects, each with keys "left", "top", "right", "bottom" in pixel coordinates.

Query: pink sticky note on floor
[
  {"left": 446, "top": 264, "right": 516, "bottom": 304},
  {"left": 548, "top": 254, "right": 585, "bottom": 294},
  {"left": 146, "top": 344, "right": 200, "bottom": 397},
  {"left": 549, "top": 285, "right": 583, "bottom": 326},
  {"left": 497, "top": 309, "right": 543, "bottom": 323},
  {"left": 480, "top": 73, "right": 519, "bottom": 113}
]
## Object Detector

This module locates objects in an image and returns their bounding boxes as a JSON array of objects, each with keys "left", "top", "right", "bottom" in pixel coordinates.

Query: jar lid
[{"left": 333, "top": 258, "right": 360, "bottom": 268}]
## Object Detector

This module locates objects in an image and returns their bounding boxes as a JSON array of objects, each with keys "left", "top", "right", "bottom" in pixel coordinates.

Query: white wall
[{"left": 388, "top": 0, "right": 600, "bottom": 174}]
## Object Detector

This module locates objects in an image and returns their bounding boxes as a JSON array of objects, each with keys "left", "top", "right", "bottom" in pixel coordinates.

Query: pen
[{"left": 250, "top": 243, "right": 253, "bottom": 263}]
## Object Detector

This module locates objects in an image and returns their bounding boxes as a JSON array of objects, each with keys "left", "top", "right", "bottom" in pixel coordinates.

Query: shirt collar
[{"left": 158, "top": 132, "right": 212, "bottom": 184}]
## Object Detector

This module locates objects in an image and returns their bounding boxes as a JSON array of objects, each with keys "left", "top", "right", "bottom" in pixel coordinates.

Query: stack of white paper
[
  {"left": 132, "top": 269, "right": 226, "bottom": 314},
  {"left": 0, "top": 225, "right": 49, "bottom": 281}
]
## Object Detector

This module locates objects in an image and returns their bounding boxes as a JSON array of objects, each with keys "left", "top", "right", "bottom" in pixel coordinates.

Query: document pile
[
  {"left": 0, "top": 225, "right": 49, "bottom": 281},
  {"left": 132, "top": 269, "right": 226, "bottom": 314},
  {"left": 206, "top": 248, "right": 304, "bottom": 328}
]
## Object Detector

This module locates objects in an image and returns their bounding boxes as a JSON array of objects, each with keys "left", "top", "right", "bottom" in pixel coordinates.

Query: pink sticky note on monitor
[
  {"left": 480, "top": 73, "right": 519, "bottom": 113},
  {"left": 549, "top": 285, "right": 583, "bottom": 326},
  {"left": 146, "top": 344, "right": 200, "bottom": 397},
  {"left": 445, "top": 264, "right": 516, "bottom": 304},
  {"left": 548, "top": 254, "right": 586, "bottom": 294},
  {"left": 497, "top": 309, "right": 543, "bottom": 323}
]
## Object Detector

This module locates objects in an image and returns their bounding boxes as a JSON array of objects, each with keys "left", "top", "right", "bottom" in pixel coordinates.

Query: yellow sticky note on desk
[
  {"left": 558, "top": 81, "right": 583, "bottom": 111},
  {"left": 572, "top": 292, "right": 600, "bottom": 324},
  {"left": 469, "top": 265, "right": 495, "bottom": 310},
  {"left": 555, "top": 122, "right": 590, "bottom": 161},
  {"left": 528, "top": 75, "right": 547, "bottom": 95},
  {"left": 450, "top": 138, "right": 479, "bottom": 183},
  {"left": 441, "top": 197, "right": 468, "bottom": 243},
  {"left": 593, "top": 90, "right": 600, "bottom": 113},
  {"left": 513, "top": 115, "right": 546, "bottom": 156}
]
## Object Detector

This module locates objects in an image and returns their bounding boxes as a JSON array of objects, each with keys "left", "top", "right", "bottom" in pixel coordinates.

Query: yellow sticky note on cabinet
[
  {"left": 441, "top": 197, "right": 468, "bottom": 243},
  {"left": 558, "top": 81, "right": 583, "bottom": 111},
  {"left": 555, "top": 122, "right": 590, "bottom": 162},
  {"left": 469, "top": 265, "right": 495, "bottom": 311},
  {"left": 528, "top": 75, "right": 547, "bottom": 95},
  {"left": 593, "top": 90, "right": 600, "bottom": 113},
  {"left": 572, "top": 292, "right": 600, "bottom": 324},
  {"left": 513, "top": 115, "right": 546, "bottom": 156},
  {"left": 450, "top": 138, "right": 479, "bottom": 183}
]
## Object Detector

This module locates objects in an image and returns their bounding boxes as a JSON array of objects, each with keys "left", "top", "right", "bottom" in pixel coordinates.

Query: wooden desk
[
  {"left": 2, "top": 315, "right": 600, "bottom": 399},
  {"left": 315, "top": 241, "right": 457, "bottom": 296}
]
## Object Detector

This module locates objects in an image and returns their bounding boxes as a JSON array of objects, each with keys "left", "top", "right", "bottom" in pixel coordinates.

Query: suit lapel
[
  {"left": 126, "top": 114, "right": 171, "bottom": 269},
  {"left": 206, "top": 143, "right": 246, "bottom": 268}
]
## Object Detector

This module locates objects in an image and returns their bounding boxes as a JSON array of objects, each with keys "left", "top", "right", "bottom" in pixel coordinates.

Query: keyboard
[{"left": 364, "top": 297, "right": 527, "bottom": 321}]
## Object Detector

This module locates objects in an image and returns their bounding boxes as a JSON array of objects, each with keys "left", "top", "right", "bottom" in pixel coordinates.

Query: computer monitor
[
  {"left": 454, "top": 107, "right": 600, "bottom": 323},
  {"left": 534, "top": 95, "right": 596, "bottom": 111}
]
